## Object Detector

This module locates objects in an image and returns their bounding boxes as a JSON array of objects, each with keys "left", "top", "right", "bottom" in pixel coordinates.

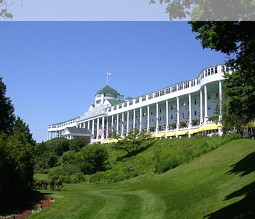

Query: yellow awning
[
  {"left": 151, "top": 133, "right": 166, "bottom": 138},
  {"left": 199, "top": 124, "right": 218, "bottom": 131}
]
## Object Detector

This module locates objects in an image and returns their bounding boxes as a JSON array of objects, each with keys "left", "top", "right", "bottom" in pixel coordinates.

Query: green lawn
[{"left": 30, "top": 139, "right": 255, "bottom": 219}]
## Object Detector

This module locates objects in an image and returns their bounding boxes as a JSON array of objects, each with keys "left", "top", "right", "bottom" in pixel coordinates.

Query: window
[
  {"left": 215, "top": 67, "right": 218, "bottom": 73},
  {"left": 221, "top": 65, "right": 225, "bottom": 72},
  {"left": 211, "top": 68, "right": 214, "bottom": 74},
  {"left": 154, "top": 92, "right": 160, "bottom": 97},
  {"left": 165, "top": 88, "right": 170, "bottom": 94},
  {"left": 171, "top": 86, "right": 177, "bottom": 92},
  {"left": 135, "top": 98, "right": 139, "bottom": 103},
  {"left": 194, "top": 98, "right": 197, "bottom": 105},
  {"left": 208, "top": 94, "right": 211, "bottom": 100},
  {"left": 129, "top": 100, "right": 133, "bottom": 105},
  {"left": 160, "top": 90, "right": 164, "bottom": 96},
  {"left": 216, "top": 93, "right": 219, "bottom": 98},
  {"left": 184, "top": 82, "right": 189, "bottom": 89},
  {"left": 124, "top": 102, "right": 127, "bottom": 107},
  {"left": 191, "top": 80, "right": 196, "bottom": 87},
  {"left": 194, "top": 111, "right": 197, "bottom": 116},
  {"left": 148, "top": 94, "right": 153, "bottom": 99},
  {"left": 142, "top": 96, "right": 146, "bottom": 101},
  {"left": 178, "top": 84, "right": 183, "bottom": 90}
]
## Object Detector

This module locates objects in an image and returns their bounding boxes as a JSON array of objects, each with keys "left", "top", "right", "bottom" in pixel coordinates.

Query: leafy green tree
[
  {"left": 190, "top": 22, "right": 255, "bottom": 125},
  {"left": 0, "top": 77, "right": 15, "bottom": 135},
  {"left": 0, "top": 0, "right": 16, "bottom": 19},
  {"left": 45, "top": 137, "right": 70, "bottom": 156},
  {"left": 69, "top": 136, "right": 90, "bottom": 151},
  {"left": 58, "top": 150, "right": 78, "bottom": 165},
  {"left": 78, "top": 145, "right": 108, "bottom": 175},
  {"left": 221, "top": 97, "right": 248, "bottom": 133},
  {"left": 0, "top": 118, "right": 35, "bottom": 212},
  {"left": 150, "top": 0, "right": 255, "bottom": 20},
  {"left": 113, "top": 129, "right": 152, "bottom": 156},
  {"left": 34, "top": 142, "right": 58, "bottom": 170}
]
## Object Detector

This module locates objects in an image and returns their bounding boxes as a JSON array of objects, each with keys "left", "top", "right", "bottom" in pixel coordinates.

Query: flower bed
[{"left": 0, "top": 198, "right": 54, "bottom": 219}]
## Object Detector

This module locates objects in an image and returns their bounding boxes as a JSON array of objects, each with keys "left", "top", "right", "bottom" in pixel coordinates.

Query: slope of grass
[
  {"left": 85, "top": 134, "right": 240, "bottom": 183},
  {"left": 30, "top": 139, "right": 255, "bottom": 218}
]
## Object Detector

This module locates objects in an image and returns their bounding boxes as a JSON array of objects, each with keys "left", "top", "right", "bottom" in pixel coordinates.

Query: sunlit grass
[{"left": 30, "top": 139, "right": 255, "bottom": 219}]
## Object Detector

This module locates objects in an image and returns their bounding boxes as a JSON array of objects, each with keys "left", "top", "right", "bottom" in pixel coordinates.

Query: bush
[
  {"left": 155, "top": 157, "right": 179, "bottom": 173},
  {"left": 49, "top": 164, "right": 84, "bottom": 183},
  {"left": 78, "top": 145, "right": 108, "bottom": 175},
  {"left": 58, "top": 150, "right": 78, "bottom": 165}
]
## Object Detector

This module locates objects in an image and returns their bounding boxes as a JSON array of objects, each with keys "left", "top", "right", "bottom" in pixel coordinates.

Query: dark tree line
[{"left": 0, "top": 77, "right": 35, "bottom": 213}]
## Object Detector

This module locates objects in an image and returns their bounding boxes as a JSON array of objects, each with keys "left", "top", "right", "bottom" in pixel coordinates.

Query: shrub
[
  {"left": 155, "top": 157, "right": 179, "bottom": 173},
  {"left": 49, "top": 164, "right": 84, "bottom": 183},
  {"left": 78, "top": 145, "right": 108, "bottom": 175}
]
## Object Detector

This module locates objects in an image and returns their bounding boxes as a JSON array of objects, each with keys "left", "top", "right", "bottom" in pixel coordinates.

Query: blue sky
[
  {"left": 2, "top": 0, "right": 169, "bottom": 21},
  {"left": 0, "top": 22, "right": 226, "bottom": 142}
]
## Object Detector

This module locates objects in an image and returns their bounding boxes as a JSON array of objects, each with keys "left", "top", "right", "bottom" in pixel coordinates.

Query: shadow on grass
[
  {"left": 0, "top": 190, "right": 53, "bottom": 216},
  {"left": 227, "top": 152, "right": 255, "bottom": 176},
  {"left": 116, "top": 141, "right": 154, "bottom": 161},
  {"left": 205, "top": 152, "right": 255, "bottom": 219}
]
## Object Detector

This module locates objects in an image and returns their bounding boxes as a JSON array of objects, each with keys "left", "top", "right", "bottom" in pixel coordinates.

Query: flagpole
[{"left": 106, "top": 70, "right": 109, "bottom": 85}]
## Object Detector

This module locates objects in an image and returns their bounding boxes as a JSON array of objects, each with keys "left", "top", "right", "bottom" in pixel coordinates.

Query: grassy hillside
[
  {"left": 31, "top": 139, "right": 255, "bottom": 219},
  {"left": 83, "top": 135, "right": 240, "bottom": 183}
]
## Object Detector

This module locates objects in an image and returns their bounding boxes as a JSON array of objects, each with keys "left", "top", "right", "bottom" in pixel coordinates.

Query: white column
[
  {"left": 92, "top": 120, "right": 95, "bottom": 140},
  {"left": 147, "top": 105, "right": 150, "bottom": 132},
  {"left": 165, "top": 100, "right": 169, "bottom": 133},
  {"left": 204, "top": 85, "right": 208, "bottom": 121},
  {"left": 96, "top": 118, "right": 99, "bottom": 139},
  {"left": 176, "top": 97, "right": 180, "bottom": 136},
  {"left": 106, "top": 117, "right": 109, "bottom": 139},
  {"left": 200, "top": 89, "right": 203, "bottom": 124},
  {"left": 121, "top": 112, "right": 124, "bottom": 136},
  {"left": 111, "top": 115, "right": 114, "bottom": 133},
  {"left": 126, "top": 111, "right": 130, "bottom": 134},
  {"left": 139, "top": 107, "right": 142, "bottom": 132},
  {"left": 218, "top": 80, "right": 223, "bottom": 136},
  {"left": 188, "top": 94, "right": 192, "bottom": 138},
  {"left": 101, "top": 117, "right": 105, "bottom": 143},
  {"left": 116, "top": 114, "right": 119, "bottom": 134},
  {"left": 133, "top": 109, "right": 136, "bottom": 130},
  {"left": 156, "top": 103, "right": 159, "bottom": 134}
]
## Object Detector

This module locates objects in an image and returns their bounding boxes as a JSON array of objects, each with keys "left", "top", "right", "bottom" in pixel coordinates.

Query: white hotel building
[{"left": 48, "top": 64, "right": 229, "bottom": 143}]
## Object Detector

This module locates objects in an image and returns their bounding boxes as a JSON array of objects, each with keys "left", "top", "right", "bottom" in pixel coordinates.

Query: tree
[
  {"left": 0, "top": 77, "right": 15, "bottom": 135},
  {"left": 68, "top": 136, "right": 90, "bottom": 151},
  {"left": 45, "top": 137, "right": 70, "bottom": 156},
  {"left": 189, "top": 22, "right": 255, "bottom": 125},
  {"left": 112, "top": 129, "right": 152, "bottom": 156},
  {"left": 0, "top": 118, "right": 35, "bottom": 212},
  {"left": 78, "top": 145, "right": 108, "bottom": 175},
  {"left": 0, "top": 78, "right": 35, "bottom": 212},
  {"left": 0, "top": 0, "right": 15, "bottom": 19},
  {"left": 150, "top": 0, "right": 255, "bottom": 21}
]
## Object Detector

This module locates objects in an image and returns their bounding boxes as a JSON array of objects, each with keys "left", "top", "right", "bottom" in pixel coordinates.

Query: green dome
[{"left": 96, "top": 85, "right": 120, "bottom": 96}]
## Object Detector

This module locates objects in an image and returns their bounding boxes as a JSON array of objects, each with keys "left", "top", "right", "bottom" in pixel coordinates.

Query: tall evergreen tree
[{"left": 0, "top": 77, "right": 15, "bottom": 135}]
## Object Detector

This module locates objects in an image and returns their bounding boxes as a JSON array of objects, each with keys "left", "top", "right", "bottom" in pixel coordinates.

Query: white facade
[{"left": 48, "top": 64, "right": 230, "bottom": 143}]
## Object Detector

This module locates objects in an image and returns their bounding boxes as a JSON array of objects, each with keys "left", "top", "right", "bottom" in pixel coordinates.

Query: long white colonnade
[{"left": 48, "top": 64, "right": 227, "bottom": 143}]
